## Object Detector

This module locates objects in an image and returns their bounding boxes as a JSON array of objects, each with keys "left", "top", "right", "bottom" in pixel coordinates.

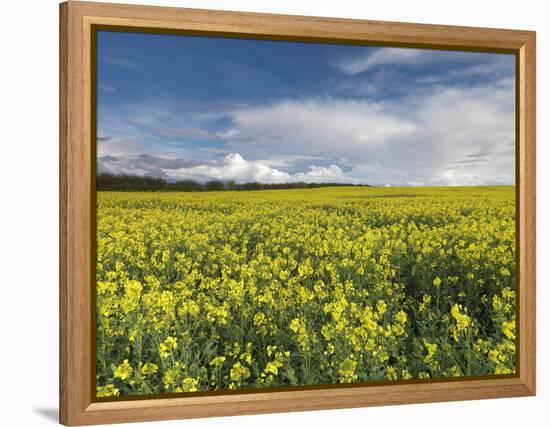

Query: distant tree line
[{"left": 96, "top": 173, "right": 370, "bottom": 192}]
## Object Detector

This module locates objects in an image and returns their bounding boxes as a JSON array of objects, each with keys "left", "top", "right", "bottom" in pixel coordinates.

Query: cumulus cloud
[
  {"left": 97, "top": 31, "right": 516, "bottom": 187},
  {"left": 97, "top": 47, "right": 514, "bottom": 187},
  {"left": 98, "top": 79, "right": 514, "bottom": 186},
  {"left": 217, "top": 83, "right": 514, "bottom": 186},
  {"left": 164, "top": 153, "right": 288, "bottom": 183},
  {"left": 163, "top": 153, "right": 348, "bottom": 184}
]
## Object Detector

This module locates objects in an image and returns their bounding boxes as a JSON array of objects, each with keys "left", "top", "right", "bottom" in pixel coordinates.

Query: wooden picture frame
[{"left": 59, "top": 1, "right": 536, "bottom": 425}]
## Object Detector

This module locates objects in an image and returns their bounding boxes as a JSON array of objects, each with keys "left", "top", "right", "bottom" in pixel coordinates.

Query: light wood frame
[{"left": 59, "top": 1, "right": 536, "bottom": 425}]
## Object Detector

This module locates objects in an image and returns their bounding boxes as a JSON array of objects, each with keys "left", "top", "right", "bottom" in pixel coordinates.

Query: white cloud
[
  {"left": 97, "top": 138, "right": 144, "bottom": 158},
  {"left": 219, "top": 98, "right": 416, "bottom": 156},
  {"left": 101, "top": 56, "right": 136, "bottom": 68},
  {"left": 294, "top": 164, "right": 345, "bottom": 181},
  {"left": 98, "top": 83, "right": 116, "bottom": 93},
  {"left": 408, "top": 86, "right": 515, "bottom": 185},
  {"left": 336, "top": 48, "right": 425, "bottom": 74},
  {"left": 163, "top": 153, "right": 348, "bottom": 184},
  {"left": 334, "top": 47, "right": 510, "bottom": 79},
  {"left": 217, "top": 82, "right": 514, "bottom": 186},
  {"left": 97, "top": 57, "right": 515, "bottom": 187},
  {"left": 98, "top": 79, "right": 514, "bottom": 187},
  {"left": 164, "top": 153, "right": 289, "bottom": 183}
]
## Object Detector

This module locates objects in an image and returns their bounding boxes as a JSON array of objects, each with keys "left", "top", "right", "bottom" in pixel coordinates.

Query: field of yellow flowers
[{"left": 95, "top": 186, "right": 516, "bottom": 397}]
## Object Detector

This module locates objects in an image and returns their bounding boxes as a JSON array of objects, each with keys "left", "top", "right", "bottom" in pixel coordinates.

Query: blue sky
[{"left": 97, "top": 31, "right": 515, "bottom": 186}]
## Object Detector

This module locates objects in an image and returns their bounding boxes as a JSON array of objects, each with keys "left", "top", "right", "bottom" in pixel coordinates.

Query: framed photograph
[{"left": 59, "top": 1, "right": 536, "bottom": 425}]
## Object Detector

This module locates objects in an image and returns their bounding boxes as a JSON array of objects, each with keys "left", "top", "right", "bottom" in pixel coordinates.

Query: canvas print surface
[{"left": 95, "top": 31, "right": 516, "bottom": 398}]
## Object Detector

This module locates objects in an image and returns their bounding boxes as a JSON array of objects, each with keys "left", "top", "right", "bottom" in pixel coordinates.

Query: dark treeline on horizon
[{"left": 96, "top": 173, "right": 370, "bottom": 192}]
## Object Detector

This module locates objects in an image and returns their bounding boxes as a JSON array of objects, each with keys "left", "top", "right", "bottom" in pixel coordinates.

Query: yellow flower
[
  {"left": 182, "top": 377, "right": 199, "bottom": 392},
  {"left": 96, "top": 186, "right": 516, "bottom": 394},
  {"left": 386, "top": 366, "right": 397, "bottom": 380},
  {"left": 338, "top": 357, "right": 357, "bottom": 383},
  {"left": 159, "top": 336, "right": 178, "bottom": 358},
  {"left": 289, "top": 317, "right": 310, "bottom": 351},
  {"left": 209, "top": 356, "right": 226, "bottom": 367},
  {"left": 450, "top": 304, "right": 472, "bottom": 341},
  {"left": 120, "top": 280, "right": 142, "bottom": 313},
  {"left": 502, "top": 321, "right": 516, "bottom": 340},
  {"left": 395, "top": 310, "right": 407, "bottom": 324},
  {"left": 489, "top": 349, "right": 501, "bottom": 364},
  {"left": 376, "top": 300, "right": 387, "bottom": 315},
  {"left": 423, "top": 339, "right": 438, "bottom": 363},
  {"left": 114, "top": 359, "right": 133, "bottom": 381},
  {"left": 163, "top": 368, "right": 178, "bottom": 389},
  {"left": 229, "top": 362, "right": 250, "bottom": 383},
  {"left": 265, "top": 360, "right": 283, "bottom": 376},
  {"left": 140, "top": 363, "right": 158, "bottom": 376},
  {"left": 419, "top": 294, "right": 431, "bottom": 313},
  {"left": 96, "top": 384, "right": 120, "bottom": 397}
]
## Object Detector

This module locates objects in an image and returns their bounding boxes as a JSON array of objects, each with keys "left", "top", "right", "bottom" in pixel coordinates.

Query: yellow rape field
[{"left": 95, "top": 186, "right": 516, "bottom": 397}]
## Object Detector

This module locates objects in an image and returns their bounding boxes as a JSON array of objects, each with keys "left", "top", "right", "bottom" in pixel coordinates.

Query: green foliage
[{"left": 96, "top": 173, "right": 370, "bottom": 192}]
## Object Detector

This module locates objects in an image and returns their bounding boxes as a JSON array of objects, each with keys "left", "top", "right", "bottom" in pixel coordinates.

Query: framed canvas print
[{"left": 59, "top": 1, "right": 536, "bottom": 425}]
